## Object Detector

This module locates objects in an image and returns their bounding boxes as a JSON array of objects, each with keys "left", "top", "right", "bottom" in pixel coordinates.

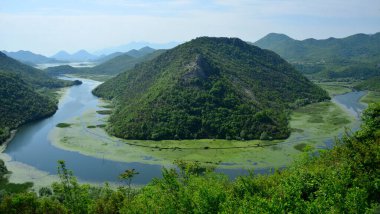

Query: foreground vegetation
[{"left": 1, "top": 103, "right": 378, "bottom": 213}]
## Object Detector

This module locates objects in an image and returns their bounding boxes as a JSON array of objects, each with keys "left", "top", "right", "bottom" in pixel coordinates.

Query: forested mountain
[
  {"left": 93, "top": 37, "right": 329, "bottom": 140},
  {"left": 0, "top": 52, "right": 79, "bottom": 144},
  {"left": 0, "top": 52, "right": 74, "bottom": 88},
  {"left": 254, "top": 32, "right": 380, "bottom": 79},
  {"left": 45, "top": 65, "right": 79, "bottom": 76},
  {"left": 82, "top": 49, "right": 165, "bottom": 75},
  {"left": 0, "top": 72, "right": 57, "bottom": 143},
  {"left": 2, "top": 50, "right": 63, "bottom": 65}
]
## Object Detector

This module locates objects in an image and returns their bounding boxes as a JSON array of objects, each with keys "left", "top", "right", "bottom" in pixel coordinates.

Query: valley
[
  {"left": 0, "top": 34, "right": 379, "bottom": 212},
  {"left": 1, "top": 1, "right": 380, "bottom": 212},
  {"left": 0, "top": 75, "right": 370, "bottom": 189}
]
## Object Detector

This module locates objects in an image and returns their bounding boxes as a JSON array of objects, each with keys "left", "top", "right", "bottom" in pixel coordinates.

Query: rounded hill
[{"left": 93, "top": 37, "right": 329, "bottom": 140}]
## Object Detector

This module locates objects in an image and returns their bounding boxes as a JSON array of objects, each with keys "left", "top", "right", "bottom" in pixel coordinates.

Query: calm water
[
  {"left": 333, "top": 90, "right": 367, "bottom": 119},
  {"left": 3, "top": 79, "right": 367, "bottom": 184},
  {"left": 5, "top": 78, "right": 164, "bottom": 184},
  {"left": 35, "top": 62, "right": 97, "bottom": 70}
]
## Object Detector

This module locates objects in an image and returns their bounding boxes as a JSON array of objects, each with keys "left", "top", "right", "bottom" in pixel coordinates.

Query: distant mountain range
[
  {"left": 3, "top": 43, "right": 175, "bottom": 65},
  {"left": 51, "top": 50, "right": 99, "bottom": 62},
  {"left": 81, "top": 49, "right": 164, "bottom": 75},
  {"left": 93, "top": 41, "right": 180, "bottom": 55},
  {"left": 254, "top": 32, "right": 380, "bottom": 79},
  {"left": 46, "top": 46, "right": 162, "bottom": 76},
  {"left": 50, "top": 46, "right": 159, "bottom": 63},
  {"left": 2, "top": 50, "right": 64, "bottom": 65}
]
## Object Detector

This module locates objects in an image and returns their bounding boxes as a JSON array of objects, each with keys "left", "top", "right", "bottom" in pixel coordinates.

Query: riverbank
[
  {"left": 0, "top": 130, "right": 17, "bottom": 153},
  {"left": 0, "top": 86, "right": 70, "bottom": 153},
  {"left": 2, "top": 77, "right": 365, "bottom": 186},
  {"left": 0, "top": 86, "right": 73, "bottom": 189},
  {"left": 360, "top": 91, "right": 380, "bottom": 104},
  {"left": 49, "top": 98, "right": 355, "bottom": 170}
]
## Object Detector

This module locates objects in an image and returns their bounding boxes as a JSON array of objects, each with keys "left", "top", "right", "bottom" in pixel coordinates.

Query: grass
[
  {"left": 290, "top": 101, "right": 354, "bottom": 137},
  {"left": 49, "top": 99, "right": 356, "bottom": 170},
  {"left": 294, "top": 143, "right": 307, "bottom": 152},
  {"left": 315, "top": 82, "right": 353, "bottom": 96},
  {"left": 360, "top": 91, "right": 380, "bottom": 104},
  {"left": 56, "top": 123, "right": 71, "bottom": 128}
]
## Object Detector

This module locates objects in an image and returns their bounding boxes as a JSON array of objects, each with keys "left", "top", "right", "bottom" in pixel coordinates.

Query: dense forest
[
  {"left": 0, "top": 72, "right": 57, "bottom": 143},
  {"left": 93, "top": 37, "right": 329, "bottom": 140},
  {"left": 0, "top": 52, "right": 78, "bottom": 144},
  {"left": 45, "top": 65, "right": 80, "bottom": 76},
  {"left": 254, "top": 32, "right": 380, "bottom": 79},
  {"left": 0, "top": 102, "right": 378, "bottom": 213}
]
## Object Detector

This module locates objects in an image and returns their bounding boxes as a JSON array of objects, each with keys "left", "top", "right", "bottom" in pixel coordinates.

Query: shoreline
[
  {"left": 48, "top": 98, "right": 356, "bottom": 170},
  {"left": 0, "top": 129, "right": 17, "bottom": 153},
  {"left": 0, "top": 86, "right": 70, "bottom": 153}
]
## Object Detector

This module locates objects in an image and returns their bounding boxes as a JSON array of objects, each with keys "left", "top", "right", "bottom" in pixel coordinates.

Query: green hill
[
  {"left": 0, "top": 72, "right": 57, "bottom": 143},
  {"left": 2, "top": 50, "right": 64, "bottom": 65},
  {"left": 45, "top": 65, "right": 79, "bottom": 76},
  {"left": 81, "top": 50, "right": 165, "bottom": 75},
  {"left": 254, "top": 32, "right": 380, "bottom": 78},
  {"left": 93, "top": 37, "right": 329, "bottom": 140},
  {"left": 0, "top": 52, "right": 73, "bottom": 88},
  {"left": 0, "top": 52, "right": 78, "bottom": 144}
]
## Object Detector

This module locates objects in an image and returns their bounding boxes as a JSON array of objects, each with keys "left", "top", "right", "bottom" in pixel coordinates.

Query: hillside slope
[
  {"left": 93, "top": 37, "right": 329, "bottom": 140},
  {"left": 254, "top": 32, "right": 380, "bottom": 78},
  {"left": 82, "top": 50, "right": 165, "bottom": 75},
  {"left": 45, "top": 65, "right": 79, "bottom": 76},
  {"left": 0, "top": 72, "right": 57, "bottom": 143},
  {"left": 3, "top": 50, "right": 63, "bottom": 65},
  {"left": 0, "top": 52, "right": 73, "bottom": 88}
]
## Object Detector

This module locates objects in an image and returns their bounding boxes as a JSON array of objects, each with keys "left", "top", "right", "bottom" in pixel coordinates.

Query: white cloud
[{"left": 0, "top": 0, "right": 379, "bottom": 55}]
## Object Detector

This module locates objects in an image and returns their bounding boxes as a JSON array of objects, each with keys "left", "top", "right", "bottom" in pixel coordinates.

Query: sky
[{"left": 1, "top": 0, "right": 379, "bottom": 56}]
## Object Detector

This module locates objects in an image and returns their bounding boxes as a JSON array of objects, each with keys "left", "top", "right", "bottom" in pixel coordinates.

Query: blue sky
[{"left": 1, "top": 0, "right": 379, "bottom": 55}]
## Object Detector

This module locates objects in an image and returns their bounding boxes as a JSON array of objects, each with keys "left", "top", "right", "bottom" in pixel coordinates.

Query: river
[{"left": 2, "top": 78, "right": 367, "bottom": 185}]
